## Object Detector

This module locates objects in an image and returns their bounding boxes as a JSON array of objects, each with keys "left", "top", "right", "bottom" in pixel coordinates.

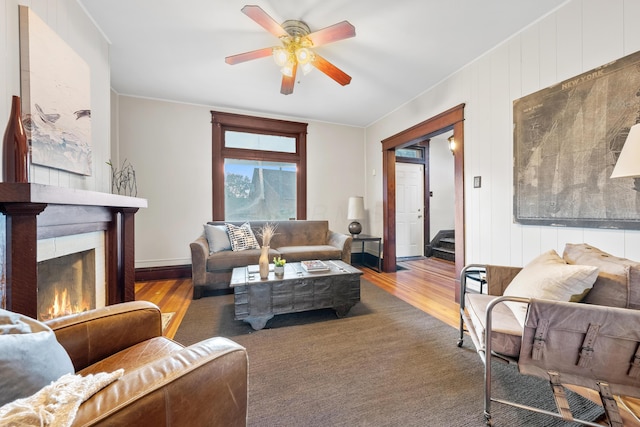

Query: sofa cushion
[
  {"left": 206, "top": 248, "right": 278, "bottom": 271},
  {"left": 502, "top": 249, "right": 599, "bottom": 327},
  {"left": 204, "top": 224, "right": 231, "bottom": 254},
  {"left": 563, "top": 243, "right": 640, "bottom": 309},
  {"left": 465, "top": 293, "right": 523, "bottom": 358},
  {"left": 276, "top": 245, "right": 342, "bottom": 262},
  {"left": 266, "top": 220, "right": 331, "bottom": 247},
  {"left": 226, "top": 222, "right": 260, "bottom": 251},
  {"left": 0, "top": 309, "right": 75, "bottom": 406}
]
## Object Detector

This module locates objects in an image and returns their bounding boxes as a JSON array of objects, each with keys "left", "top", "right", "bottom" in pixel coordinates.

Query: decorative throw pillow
[
  {"left": 502, "top": 249, "right": 599, "bottom": 327},
  {"left": 204, "top": 224, "right": 232, "bottom": 254},
  {"left": 0, "top": 309, "right": 75, "bottom": 407},
  {"left": 225, "top": 222, "right": 260, "bottom": 251},
  {"left": 563, "top": 243, "right": 640, "bottom": 309}
]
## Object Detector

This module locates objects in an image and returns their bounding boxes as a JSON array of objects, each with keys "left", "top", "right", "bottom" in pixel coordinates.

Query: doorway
[
  {"left": 396, "top": 162, "right": 424, "bottom": 258},
  {"left": 381, "top": 104, "right": 465, "bottom": 302},
  {"left": 395, "top": 132, "right": 456, "bottom": 260}
]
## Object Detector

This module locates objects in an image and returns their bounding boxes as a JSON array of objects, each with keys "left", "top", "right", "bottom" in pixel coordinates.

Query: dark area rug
[{"left": 175, "top": 280, "right": 604, "bottom": 426}]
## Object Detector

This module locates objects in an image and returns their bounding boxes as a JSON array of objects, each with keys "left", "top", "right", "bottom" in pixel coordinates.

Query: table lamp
[
  {"left": 611, "top": 124, "right": 640, "bottom": 179},
  {"left": 347, "top": 196, "right": 365, "bottom": 236}
]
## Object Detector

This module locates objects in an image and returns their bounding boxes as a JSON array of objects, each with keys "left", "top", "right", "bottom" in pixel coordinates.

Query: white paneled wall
[
  {"left": 0, "top": 0, "right": 111, "bottom": 192},
  {"left": 366, "top": 0, "right": 640, "bottom": 266}
]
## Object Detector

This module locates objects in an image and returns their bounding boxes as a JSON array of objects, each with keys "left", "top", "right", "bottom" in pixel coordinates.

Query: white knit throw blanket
[{"left": 0, "top": 369, "right": 124, "bottom": 427}]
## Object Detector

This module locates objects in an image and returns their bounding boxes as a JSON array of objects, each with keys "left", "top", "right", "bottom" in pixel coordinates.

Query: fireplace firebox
[{"left": 38, "top": 249, "right": 96, "bottom": 320}]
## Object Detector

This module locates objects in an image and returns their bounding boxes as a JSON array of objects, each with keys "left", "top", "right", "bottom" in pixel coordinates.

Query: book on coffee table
[{"left": 301, "top": 260, "right": 330, "bottom": 272}]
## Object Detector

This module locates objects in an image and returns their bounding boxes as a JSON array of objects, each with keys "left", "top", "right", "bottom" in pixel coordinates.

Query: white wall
[
  {"left": 115, "top": 95, "right": 365, "bottom": 268},
  {"left": 366, "top": 0, "right": 640, "bottom": 266},
  {"left": 429, "top": 135, "right": 455, "bottom": 241},
  {"left": 1, "top": 0, "right": 111, "bottom": 192}
]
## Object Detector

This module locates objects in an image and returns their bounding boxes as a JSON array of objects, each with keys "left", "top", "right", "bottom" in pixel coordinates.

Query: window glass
[
  {"left": 224, "top": 159, "right": 297, "bottom": 220},
  {"left": 225, "top": 131, "right": 296, "bottom": 153},
  {"left": 212, "top": 111, "right": 307, "bottom": 220},
  {"left": 396, "top": 148, "right": 423, "bottom": 159}
]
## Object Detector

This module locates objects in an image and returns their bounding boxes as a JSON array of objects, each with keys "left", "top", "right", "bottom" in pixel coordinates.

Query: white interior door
[{"left": 396, "top": 163, "right": 424, "bottom": 258}]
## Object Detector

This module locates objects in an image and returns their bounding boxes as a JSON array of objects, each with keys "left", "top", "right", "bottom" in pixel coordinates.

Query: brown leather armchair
[{"left": 45, "top": 301, "right": 248, "bottom": 426}]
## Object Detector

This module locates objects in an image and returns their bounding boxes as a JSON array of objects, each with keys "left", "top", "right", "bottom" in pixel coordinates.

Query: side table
[
  {"left": 464, "top": 267, "right": 486, "bottom": 294},
  {"left": 351, "top": 234, "right": 382, "bottom": 272}
]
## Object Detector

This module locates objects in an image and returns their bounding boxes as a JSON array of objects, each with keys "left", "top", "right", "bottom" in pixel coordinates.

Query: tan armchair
[
  {"left": 44, "top": 301, "right": 248, "bottom": 426},
  {"left": 458, "top": 244, "right": 640, "bottom": 426}
]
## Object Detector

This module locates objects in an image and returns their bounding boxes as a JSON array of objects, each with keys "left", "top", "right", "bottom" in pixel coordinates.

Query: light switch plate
[{"left": 474, "top": 176, "right": 481, "bottom": 188}]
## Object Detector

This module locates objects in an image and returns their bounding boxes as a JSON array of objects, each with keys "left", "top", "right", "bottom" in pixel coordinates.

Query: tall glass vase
[
  {"left": 2, "top": 96, "right": 30, "bottom": 183},
  {"left": 259, "top": 246, "right": 270, "bottom": 279}
]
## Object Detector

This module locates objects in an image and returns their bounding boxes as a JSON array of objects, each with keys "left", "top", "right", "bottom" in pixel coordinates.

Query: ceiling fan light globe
[
  {"left": 295, "top": 47, "right": 312, "bottom": 65},
  {"left": 301, "top": 62, "right": 313, "bottom": 75},
  {"left": 281, "top": 63, "right": 295, "bottom": 77},
  {"left": 273, "top": 47, "right": 289, "bottom": 66}
]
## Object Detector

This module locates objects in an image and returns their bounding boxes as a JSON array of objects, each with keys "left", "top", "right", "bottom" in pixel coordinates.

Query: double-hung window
[{"left": 211, "top": 111, "right": 308, "bottom": 221}]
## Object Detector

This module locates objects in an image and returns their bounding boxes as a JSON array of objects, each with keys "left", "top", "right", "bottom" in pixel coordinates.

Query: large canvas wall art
[
  {"left": 513, "top": 49, "right": 640, "bottom": 230},
  {"left": 19, "top": 6, "right": 92, "bottom": 176}
]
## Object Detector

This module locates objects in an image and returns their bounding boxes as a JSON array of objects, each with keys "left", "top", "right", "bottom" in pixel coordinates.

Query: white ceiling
[{"left": 78, "top": 0, "right": 566, "bottom": 127}]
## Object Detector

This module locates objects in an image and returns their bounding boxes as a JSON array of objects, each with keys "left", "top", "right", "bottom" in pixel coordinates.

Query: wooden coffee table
[{"left": 229, "top": 260, "right": 362, "bottom": 330}]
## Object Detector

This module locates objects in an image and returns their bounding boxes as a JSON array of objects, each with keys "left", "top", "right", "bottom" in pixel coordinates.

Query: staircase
[{"left": 426, "top": 230, "right": 455, "bottom": 262}]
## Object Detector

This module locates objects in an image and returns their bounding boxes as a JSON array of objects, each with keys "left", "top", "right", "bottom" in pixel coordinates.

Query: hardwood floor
[
  {"left": 135, "top": 257, "right": 460, "bottom": 339},
  {"left": 134, "top": 278, "right": 194, "bottom": 339}
]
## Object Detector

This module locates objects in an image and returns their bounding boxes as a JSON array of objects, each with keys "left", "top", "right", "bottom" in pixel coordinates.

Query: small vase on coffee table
[{"left": 259, "top": 246, "right": 270, "bottom": 279}]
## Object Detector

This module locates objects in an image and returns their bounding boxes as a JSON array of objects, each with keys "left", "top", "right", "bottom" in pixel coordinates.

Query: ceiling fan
[{"left": 225, "top": 5, "right": 355, "bottom": 95}]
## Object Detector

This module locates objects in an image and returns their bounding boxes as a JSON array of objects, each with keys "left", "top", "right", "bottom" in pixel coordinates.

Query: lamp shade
[
  {"left": 347, "top": 196, "right": 365, "bottom": 220},
  {"left": 611, "top": 124, "right": 640, "bottom": 178}
]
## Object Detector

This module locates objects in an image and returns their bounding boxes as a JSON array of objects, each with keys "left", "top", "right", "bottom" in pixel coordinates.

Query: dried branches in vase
[
  {"left": 107, "top": 159, "right": 137, "bottom": 197},
  {"left": 257, "top": 222, "right": 278, "bottom": 248}
]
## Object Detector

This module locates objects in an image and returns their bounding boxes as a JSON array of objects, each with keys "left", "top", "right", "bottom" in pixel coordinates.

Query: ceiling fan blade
[
  {"left": 312, "top": 54, "right": 352, "bottom": 86},
  {"left": 281, "top": 63, "right": 297, "bottom": 95},
  {"left": 307, "top": 21, "right": 355, "bottom": 46},
  {"left": 225, "top": 47, "right": 274, "bottom": 65},
  {"left": 241, "top": 5, "right": 289, "bottom": 39}
]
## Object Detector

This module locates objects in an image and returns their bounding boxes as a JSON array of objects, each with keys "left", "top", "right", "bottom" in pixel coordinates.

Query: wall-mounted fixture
[{"left": 448, "top": 136, "right": 456, "bottom": 155}]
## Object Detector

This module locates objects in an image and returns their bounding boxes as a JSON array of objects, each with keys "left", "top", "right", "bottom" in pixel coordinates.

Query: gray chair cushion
[
  {"left": 465, "top": 293, "right": 523, "bottom": 358},
  {"left": 0, "top": 309, "right": 75, "bottom": 406}
]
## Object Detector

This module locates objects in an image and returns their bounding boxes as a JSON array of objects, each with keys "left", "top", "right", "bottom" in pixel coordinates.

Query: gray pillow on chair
[{"left": 0, "top": 309, "right": 75, "bottom": 406}]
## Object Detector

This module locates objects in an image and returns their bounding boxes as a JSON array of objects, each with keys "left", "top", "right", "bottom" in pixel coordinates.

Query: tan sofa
[
  {"left": 190, "top": 220, "right": 352, "bottom": 299},
  {"left": 1, "top": 301, "right": 248, "bottom": 426}
]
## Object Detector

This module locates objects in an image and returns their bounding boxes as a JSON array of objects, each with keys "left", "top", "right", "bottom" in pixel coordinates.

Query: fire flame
[{"left": 41, "top": 288, "right": 91, "bottom": 320}]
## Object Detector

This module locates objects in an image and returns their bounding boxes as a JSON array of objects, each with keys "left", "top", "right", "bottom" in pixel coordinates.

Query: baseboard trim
[{"left": 135, "top": 265, "right": 191, "bottom": 282}]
